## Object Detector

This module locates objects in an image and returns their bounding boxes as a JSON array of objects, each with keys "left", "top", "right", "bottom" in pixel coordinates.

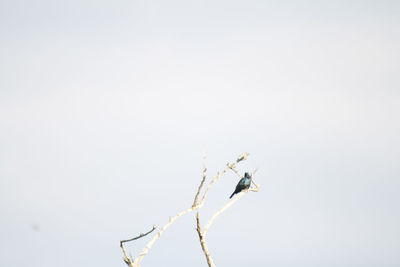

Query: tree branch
[
  {"left": 120, "top": 153, "right": 251, "bottom": 267},
  {"left": 202, "top": 191, "right": 246, "bottom": 237},
  {"left": 196, "top": 168, "right": 259, "bottom": 267},
  {"left": 133, "top": 154, "right": 248, "bottom": 266},
  {"left": 198, "top": 153, "right": 249, "bottom": 207},
  {"left": 196, "top": 212, "right": 215, "bottom": 267},
  {"left": 133, "top": 206, "right": 197, "bottom": 266},
  {"left": 249, "top": 169, "right": 260, "bottom": 192},
  {"left": 120, "top": 225, "right": 156, "bottom": 267},
  {"left": 193, "top": 154, "right": 207, "bottom": 208}
]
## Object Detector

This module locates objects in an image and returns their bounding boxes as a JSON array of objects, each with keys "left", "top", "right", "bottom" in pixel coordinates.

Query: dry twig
[
  {"left": 120, "top": 225, "right": 156, "bottom": 267},
  {"left": 193, "top": 154, "right": 207, "bottom": 207}
]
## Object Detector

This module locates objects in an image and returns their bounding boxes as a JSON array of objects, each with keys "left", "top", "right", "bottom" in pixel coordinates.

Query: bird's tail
[{"left": 229, "top": 192, "right": 235, "bottom": 199}]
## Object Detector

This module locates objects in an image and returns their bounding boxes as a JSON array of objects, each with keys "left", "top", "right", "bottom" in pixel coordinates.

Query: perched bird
[{"left": 229, "top": 172, "right": 251, "bottom": 198}]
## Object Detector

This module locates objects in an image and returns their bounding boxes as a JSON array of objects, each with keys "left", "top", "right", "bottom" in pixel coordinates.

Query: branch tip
[{"left": 236, "top": 153, "right": 249, "bottom": 163}]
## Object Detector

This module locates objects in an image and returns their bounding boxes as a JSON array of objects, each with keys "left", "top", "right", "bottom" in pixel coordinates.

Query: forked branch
[
  {"left": 120, "top": 225, "right": 156, "bottom": 267},
  {"left": 122, "top": 153, "right": 249, "bottom": 267},
  {"left": 196, "top": 169, "right": 259, "bottom": 267}
]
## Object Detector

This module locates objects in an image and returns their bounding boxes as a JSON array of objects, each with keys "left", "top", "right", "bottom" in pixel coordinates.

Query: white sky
[{"left": 1, "top": 1, "right": 400, "bottom": 266}]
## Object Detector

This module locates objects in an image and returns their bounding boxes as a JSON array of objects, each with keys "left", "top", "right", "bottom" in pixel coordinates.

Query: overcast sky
[{"left": 1, "top": 1, "right": 400, "bottom": 267}]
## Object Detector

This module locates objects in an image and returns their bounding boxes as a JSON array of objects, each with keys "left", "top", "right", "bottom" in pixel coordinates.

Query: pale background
[{"left": 1, "top": 1, "right": 399, "bottom": 266}]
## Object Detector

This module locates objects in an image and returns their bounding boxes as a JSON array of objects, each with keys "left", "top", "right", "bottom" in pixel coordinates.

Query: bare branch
[
  {"left": 196, "top": 212, "right": 215, "bottom": 267},
  {"left": 133, "top": 207, "right": 197, "bottom": 266},
  {"left": 236, "top": 153, "right": 249, "bottom": 163},
  {"left": 197, "top": 166, "right": 260, "bottom": 266},
  {"left": 130, "top": 154, "right": 215, "bottom": 266},
  {"left": 228, "top": 165, "right": 260, "bottom": 191},
  {"left": 120, "top": 225, "right": 157, "bottom": 245},
  {"left": 227, "top": 163, "right": 242, "bottom": 179},
  {"left": 120, "top": 152, "right": 251, "bottom": 267},
  {"left": 198, "top": 153, "right": 249, "bottom": 207},
  {"left": 249, "top": 169, "right": 260, "bottom": 192},
  {"left": 203, "top": 191, "right": 246, "bottom": 237},
  {"left": 120, "top": 225, "right": 156, "bottom": 267},
  {"left": 193, "top": 154, "right": 207, "bottom": 207}
]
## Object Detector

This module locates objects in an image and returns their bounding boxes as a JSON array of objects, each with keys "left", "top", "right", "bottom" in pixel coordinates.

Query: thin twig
[
  {"left": 228, "top": 163, "right": 242, "bottom": 179},
  {"left": 120, "top": 225, "right": 157, "bottom": 245},
  {"left": 120, "top": 225, "right": 156, "bottom": 267},
  {"left": 250, "top": 168, "right": 259, "bottom": 189},
  {"left": 193, "top": 154, "right": 207, "bottom": 207}
]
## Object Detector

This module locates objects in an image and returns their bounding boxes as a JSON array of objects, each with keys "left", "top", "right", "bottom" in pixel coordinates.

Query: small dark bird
[{"left": 229, "top": 172, "right": 251, "bottom": 198}]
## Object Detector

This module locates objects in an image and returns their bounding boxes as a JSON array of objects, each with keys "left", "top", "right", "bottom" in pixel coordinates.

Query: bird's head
[{"left": 244, "top": 172, "right": 251, "bottom": 178}]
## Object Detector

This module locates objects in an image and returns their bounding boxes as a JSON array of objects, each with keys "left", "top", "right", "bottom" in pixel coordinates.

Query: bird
[{"left": 229, "top": 172, "right": 251, "bottom": 198}]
